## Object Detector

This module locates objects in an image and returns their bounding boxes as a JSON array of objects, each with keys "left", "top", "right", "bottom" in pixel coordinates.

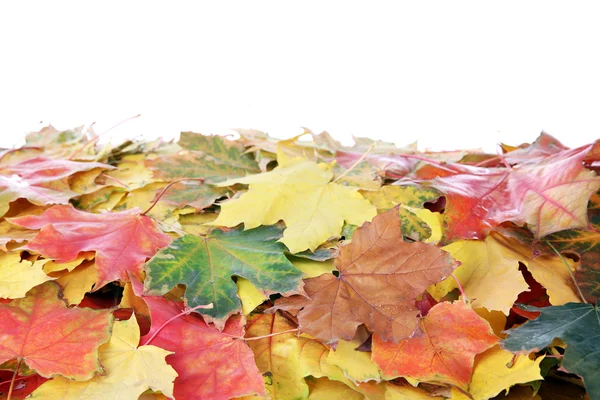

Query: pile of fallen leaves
[{"left": 0, "top": 126, "right": 598, "bottom": 400}]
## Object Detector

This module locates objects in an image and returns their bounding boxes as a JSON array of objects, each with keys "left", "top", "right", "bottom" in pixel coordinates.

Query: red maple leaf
[
  {"left": 0, "top": 157, "right": 112, "bottom": 217},
  {"left": 372, "top": 301, "right": 498, "bottom": 390},
  {"left": 410, "top": 143, "right": 600, "bottom": 240},
  {"left": 0, "top": 282, "right": 112, "bottom": 380},
  {"left": 9, "top": 205, "right": 172, "bottom": 289},
  {"left": 140, "top": 296, "right": 264, "bottom": 400}
]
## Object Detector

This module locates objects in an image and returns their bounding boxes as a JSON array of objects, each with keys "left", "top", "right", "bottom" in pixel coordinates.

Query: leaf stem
[
  {"left": 141, "top": 178, "right": 205, "bottom": 216},
  {"left": 473, "top": 156, "right": 501, "bottom": 167},
  {"left": 7, "top": 358, "right": 22, "bottom": 400},
  {"left": 451, "top": 273, "right": 469, "bottom": 303},
  {"left": 68, "top": 114, "right": 141, "bottom": 160},
  {"left": 545, "top": 241, "right": 587, "bottom": 304},
  {"left": 100, "top": 173, "right": 129, "bottom": 188},
  {"left": 144, "top": 303, "right": 213, "bottom": 346},
  {"left": 244, "top": 328, "right": 300, "bottom": 341},
  {"left": 333, "top": 143, "right": 376, "bottom": 182}
]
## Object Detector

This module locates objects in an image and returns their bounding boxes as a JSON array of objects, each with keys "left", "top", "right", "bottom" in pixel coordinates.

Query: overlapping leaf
[
  {"left": 372, "top": 302, "right": 498, "bottom": 390},
  {"left": 212, "top": 157, "right": 376, "bottom": 253},
  {"left": 410, "top": 143, "right": 600, "bottom": 240},
  {"left": 29, "top": 315, "right": 177, "bottom": 399},
  {"left": 0, "top": 282, "right": 113, "bottom": 380},
  {"left": 144, "top": 225, "right": 304, "bottom": 323},
  {"left": 9, "top": 205, "right": 172, "bottom": 289},
  {"left": 0, "top": 157, "right": 113, "bottom": 217},
  {"left": 275, "top": 207, "right": 458, "bottom": 343},
  {"left": 503, "top": 303, "right": 600, "bottom": 400},
  {"left": 146, "top": 132, "right": 260, "bottom": 183},
  {"left": 139, "top": 296, "right": 264, "bottom": 400}
]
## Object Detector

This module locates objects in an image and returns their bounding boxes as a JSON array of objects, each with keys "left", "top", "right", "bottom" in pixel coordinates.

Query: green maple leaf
[
  {"left": 146, "top": 132, "right": 260, "bottom": 183},
  {"left": 143, "top": 225, "right": 304, "bottom": 323},
  {"left": 503, "top": 303, "right": 600, "bottom": 399}
]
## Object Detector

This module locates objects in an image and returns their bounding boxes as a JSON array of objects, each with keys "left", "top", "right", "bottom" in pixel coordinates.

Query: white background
[{"left": 1, "top": 1, "right": 599, "bottom": 152}]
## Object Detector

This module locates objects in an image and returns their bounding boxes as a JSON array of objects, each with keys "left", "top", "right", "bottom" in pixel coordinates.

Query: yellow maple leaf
[
  {"left": 29, "top": 314, "right": 178, "bottom": 399},
  {"left": 246, "top": 312, "right": 386, "bottom": 400},
  {"left": 468, "top": 345, "right": 543, "bottom": 400},
  {"left": 236, "top": 277, "right": 268, "bottom": 315},
  {"left": 54, "top": 261, "right": 98, "bottom": 305},
  {"left": 326, "top": 326, "right": 381, "bottom": 384},
  {"left": 429, "top": 232, "right": 581, "bottom": 314},
  {"left": 0, "top": 251, "right": 54, "bottom": 299},
  {"left": 212, "top": 159, "right": 376, "bottom": 253},
  {"left": 429, "top": 235, "right": 529, "bottom": 314}
]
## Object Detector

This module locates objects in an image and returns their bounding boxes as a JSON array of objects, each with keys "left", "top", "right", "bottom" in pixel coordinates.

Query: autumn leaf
[
  {"left": 0, "top": 251, "right": 54, "bottom": 299},
  {"left": 0, "top": 157, "right": 113, "bottom": 217},
  {"left": 507, "top": 145, "right": 600, "bottom": 238},
  {"left": 412, "top": 143, "right": 600, "bottom": 240},
  {"left": 431, "top": 232, "right": 581, "bottom": 312},
  {"left": 51, "top": 260, "right": 98, "bottom": 305},
  {"left": 29, "top": 314, "right": 177, "bottom": 399},
  {"left": 211, "top": 157, "right": 377, "bottom": 253},
  {"left": 503, "top": 302, "right": 600, "bottom": 400},
  {"left": 146, "top": 132, "right": 260, "bottom": 183},
  {"left": 541, "top": 190, "right": 600, "bottom": 302},
  {"left": 9, "top": 205, "right": 172, "bottom": 289},
  {"left": 468, "top": 345, "right": 543, "bottom": 400},
  {"left": 245, "top": 311, "right": 386, "bottom": 400},
  {"left": 371, "top": 301, "right": 498, "bottom": 390},
  {"left": 336, "top": 151, "right": 418, "bottom": 179},
  {"left": 144, "top": 225, "right": 304, "bottom": 324},
  {"left": 428, "top": 235, "right": 528, "bottom": 314},
  {"left": 0, "top": 282, "right": 113, "bottom": 380},
  {"left": 360, "top": 184, "right": 442, "bottom": 241},
  {"left": 153, "top": 181, "right": 228, "bottom": 211},
  {"left": 276, "top": 207, "right": 458, "bottom": 343},
  {"left": 139, "top": 296, "right": 265, "bottom": 400},
  {"left": 501, "top": 131, "right": 569, "bottom": 164},
  {"left": 0, "top": 219, "right": 36, "bottom": 251}
]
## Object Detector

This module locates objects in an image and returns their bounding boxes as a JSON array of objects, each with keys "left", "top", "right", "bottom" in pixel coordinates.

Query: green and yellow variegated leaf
[
  {"left": 147, "top": 132, "right": 260, "bottom": 183},
  {"left": 143, "top": 225, "right": 304, "bottom": 325},
  {"left": 361, "top": 185, "right": 441, "bottom": 241}
]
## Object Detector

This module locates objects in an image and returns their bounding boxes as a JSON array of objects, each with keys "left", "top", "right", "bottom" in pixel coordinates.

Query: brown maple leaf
[{"left": 274, "top": 207, "right": 458, "bottom": 344}]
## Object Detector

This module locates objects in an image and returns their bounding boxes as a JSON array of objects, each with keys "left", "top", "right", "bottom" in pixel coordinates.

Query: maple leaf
[
  {"left": 153, "top": 181, "right": 228, "bottom": 211},
  {"left": 9, "top": 205, "right": 172, "bottom": 289},
  {"left": 275, "top": 207, "right": 458, "bottom": 343},
  {"left": 0, "top": 251, "right": 54, "bottom": 299},
  {"left": 0, "top": 282, "right": 113, "bottom": 380},
  {"left": 0, "top": 219, "right": 36, "bottom": 251},
  {"left": 508, "top": 145, "right": 600, "bottom": 238},
  {"left": 146, "top": 132, "right": 260, "bottom": 183},
  {"left": 360, "top": 184, "right": 442, "bottom": 241},
  {"left": 468, "top": 345, "right": 543, "bottom": 400},
  {"left": 371, "top": 302, "right": 498, "bottom": 390},
  {"left": 0, "top": 157, "right": 113, "bottom": 217},
  {"left": 245, "top": 311, "right": 387, "bottom": 400},
  {"left": 51, "top": 261, "right": 98, "bottom": 305},
  {"left": 337, "top": 151, "right": 418, "bottom": 179},
  {"left": 430, "top": 233, "right": 582, "bottom": 312},
  {"left": 503, "top": 303, "right": 600, "bottom": 400},
  {"left": 29, "top": 314, "right": 177, "bottom": 399},
  {"left": 211, "top": 157, "right": 377, "bottom": 253},
  {"left": 541, "top": 190, "right": 600, "bottom": 302},
  {"left": 144, "top": 225, "right": 304, "bottom": 324},
  {"left": 139, "top": 296, "right": 265, "bottom": 400},
  {"left": 411, "top": 143, "right": 600, "bottom": 240},
  {"left": 501, "top": 131, "right": 569, "bottom": 164}
]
